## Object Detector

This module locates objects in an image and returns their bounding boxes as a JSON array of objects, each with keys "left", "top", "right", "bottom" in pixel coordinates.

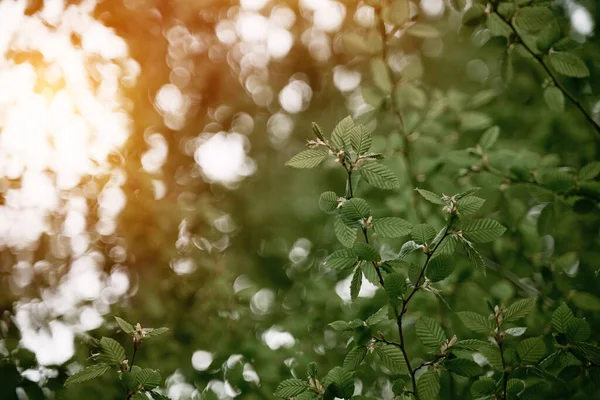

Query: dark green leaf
[
  {"left": 411, "top": 224, "right": 436, "bottom": 245},
  {"left": 503, "top": 298, "right": 536, "bottom": 323},
  {"left": 444, "top": 358, "right": 483, "bottom": 377},
  {"left": 517, "top": 336, "right": 546, "bottom": 363},
  {"left": 462, "top": 219, "right": 506, "bottom": 243},
  {"left": 548, "top": 52, "right": 590, "bottom": 78},
  {"left": 64, "top": 364, "right": 111, "bottom": 387},
  {"left": 99, "top": 337, "right": 126, "bottom": 365},
  {"left": 457, "top": 311, "right": 493, "bottom": 334},
  {"left": 350, "top": 268, "right": 362, "bottom": 300},
  {"left": 343, "top": 346, "right": 367, "bottom": 370},
  {"left": 416, "top": 370, "right": 440, "bottom": 400},
  {"left": 372, "top": 217, "right": 412, "bottom": 238},
  {"left": 275, "top": 379, "right": 310, "bottom": 399},
  {"left": 325, "top": 249, "right": 358, "bottom": 271},
  {"left": 415, "top": 316, "right": 446, "bottom": 348},
  {"left": 385, "top": 272, "right": 407, "bottom": 298},
  {"left": 376, "top": 344, "right": 408, "bottom": 374},
  {"left": 359, "top": 162, "right": 400, "bottom": 190}
]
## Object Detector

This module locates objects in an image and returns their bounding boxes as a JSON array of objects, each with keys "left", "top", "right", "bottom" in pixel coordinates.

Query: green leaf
[
  {"left": 362, "top": 85, "right": 385, "bottom": 108},
  {"left": 354, "top": 243, "right": 380, "bottom": 261},
  {"left": 64, "top": 364, "right": 111, "bottom": 387},
  {"left": 457, "top": 311, "right": 493, "bottom": 334},
  {"left": 329, "top": 321, "right": 352, "bottom": 331},
  {"left": 115, "top": 317, "right": 136, "bottom": 336},
  {"left": 426, "top": 254, "right": 454, "bottom": 282},
  {"left": 548, "top": 52, "right": 590, "bottom": 78},
  {"left": 416, "top": 316, "right": 446, "bottom": 348},
  {"left": 366, "top": 305, "right": 389, "bottom": 326},
  {"left": 145, "top": 327, "right": 169, "bottom": 338},
  {"left": 136, "top": 368, "right": 162, "bottom": 390},
  {"left": 149, "top": 391, "right": 171, "bottom": 400},
  {"left": 544, "top": 86, "right": 564, "bottom": 112},
  {"left": 398, "top": 240, "right": 424, "bottom": 258},
  {"left": 343, "top": 346, "right": 367, "bottom": 370},
  {"left": 311, "top": 122, "right": 325, "bottom": 141},
  {"left": 349, "top": 124, "right": 372, "bottom": 155},
  {"left": 459, "top": 111, "right": 492, "bottom": 131},
  {"left": 319, "top": 192, "right": 339, "bottom": 214},
  {"left": 362, "top": 263, "right": 381, "bottom": 286},
  {"left": 570, "top": 342, "right": 600, "bottom": 365},
  {"left": 457, "top": 196, "right": 486, "bottom": 216},
  {"left": 503, "top": 298, "right": 536, "bottom": 323},
  {"left": 372, "top": 217, "right": 412, "bottom": 238},
  {"left": 570, "top": 291, "right": 600, "bottom": 311},
  {"left": 470, "top": 377, "right": 496, "bottom": 397},
  {"left": 449, "top": 0, "right": 466, "bottom": 12},
  {"left": 323, "top": 367, "right": 354, "bottom": 399},
  {"left": 507, "top": 379, "right": 525, "bottom": 395},
  {"left": 385, "top": 272, "right": 407, "bottom": 298},
  {"left": 411, "top": 224, "right": 436, "bottom": 245},
  {"left": 566, "top": 318, "right": 591, "bottom": 342},
  {"left": 121, "top": 366, "right": 140, "bottom": 390},
  {"left": 461, "top": 240, "right": 487, "bottom": 273},
  {"left": 551, "top": 303, "right": 574, "bottom": 333},
  {"left": 359, "top": 162, "right": 400, "bottom": 190},
  {"left": 376, "top": 344, "right": 408, "bottom": 374},
  {"left": 416, "top": 370, "right": 440, "bottom": 400},
  {"left": 275, "top": 378, "right": 310, "bottom": 398},
  {"left": 307, "top": 362, "right": 318, "bottom": 378},
  {"left": 437, "top": 235, "right": 459, "bottom": 256},
  {"left": 370, "top": 58, "right": 392, "bottom": 94},
  {"left": 406, "top": 24, "right": 440, "bottom": 38},
  {"left": 537, "top": 202, "right": 555, "bottom": 236},
  {"left": 331, "top": 116, "right": 355, "bottom": 150},
  {"left": 462, "top": 5, "right": 486, "bottom": 26},
  {"left": 462, "top": 219, "right": 506, "bottom": 243},
  {"left": 350, "top": 268, "right": 362, "bottom": 300},
  {"left": 516, "top": 336, "right": 545, "bottom": 363},
  {"left": 414, "top": 188, "right": 444, "bottom": 205},
  {"left": 341, "top": 198, "right": 371, "bottom": 227},
  {"left": 285, "top": 149, "right": 329, "bottom": 169},
  {"left": 515, "top": 7, "right": 554, "bottom": 32},
  {"left": 538, "top": 168, "right": 576, "bottom": 192},
  {"left": 444, "top": 358, "right": 483, "bottom": 377},
  {"left": 487, "top": 13, "right": 513, "bottom": 38},
  {"left": 455, "top": 187, "right": 482, "bottom": 199},
  {"left": 579, "top": 161, "right": 600, "bottom": 181},
  {"left": 335, "top": 217, "right": 358, "bottom": 247},
  {"left": 479, "top": 126, "right": 500, "bottom": 150},
  {"left": 552, "top": 37, "right": 580, "bottom": 51},
  {"left": 453, "top": 339, "right": 495, "bottom": 352},
  {"left": 325, "top": 249, "right": 358, "bottom": 271},
  {"left": 99, "top": 337, "right": 126, "bottom": 365}
]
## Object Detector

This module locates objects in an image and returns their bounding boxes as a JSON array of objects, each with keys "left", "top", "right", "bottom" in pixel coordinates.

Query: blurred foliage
[{"left": 1, "top": 0, "right": 600, "bottom": 399}]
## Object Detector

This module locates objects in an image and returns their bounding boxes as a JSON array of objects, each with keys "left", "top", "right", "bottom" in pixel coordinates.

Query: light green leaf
[
  {"left": 329, "top": 321, "right": 352, "bottom": 332},
  {"left": 457, "top": 311, "right": 493, "bottom": 334},
  {"left": 331, "top": 116, "right": 355, "bottom": 150},
  {"left": 64, "top": 364, "right": 111, "bottom": 387},
  {"left": 115, "top": 317, "right": 136, "bottom": 336},
  {"left": 335, "top": 216, "right": 358, "bottom": 247},
  {"left": 544, "top": 86, "right": 564, "bottom": 112},
  {"left": 444, "top": 358, "right": 483, "bottom": 377},
  {"left": 462, "top": 219, "right": 506, "bottom": 243},
  {"left": 121, "top": 366, "right": 140, "bottom": 390},
  {"left": 99, "top": 337, "right": 126, "bottom": 365},
  {"left": 487, "top": 13, "right": 512, "bottom": 37},
  {"left": 325, "top": 249, "right": 358, "bottom": 271},
  {"left": 323, "top": 367, "right": 354, "bottom": 399},
  {"left": 552, "top": 37, "right": 580, "bottom": 51},
  {"left": 398, "top": 240, "right": 424, "bottom": 258},
  {"left": 341, "top": 198, "right": 371, "bottom": 227},
  {"left": 343, "top": 346, "right": 367, "bottom": 370},
  {"left": 505, "top": 327, "right": 527, "bottom": 337},
  {"left": 457, "top": 196, "right": 486, "bottom": 216},
  {"left": 362, "top": 85, "right": 385, "bottom": 108},
  {"left": 372, "top": 217, "right": 412, "bottom": 238},
  {"left": 349, "top": 124, "right": 372, "bottom": 155},
  {"left": 570, "top": 291, "right": 600, "bottom": 311},
  {"left": 515, "top": 7, "right": 554, "bottom": 32},
  {"left": 406, "top": 24, "right": 440, "bottom": 38},
  {"left": 448, "top": 0, "right": 466, "bottom": 12},
  {"left": 376, "top": 344, "right": 408, "bottom": 374},
  {"left": 479, "top": 126, "right": 500, "bottom": 150},
  {"left": 136, "top": 368, "right": 162, "bottom": 390},
  {"left": 354, "top": 243, "right": 380, "bottom": 261},
  {"left": 437, "top": 235, "right": 459, "bottom": 256},
  {"left": 319, "top": 191, "right": 339, "bottom": 214},
  {"left": 415, "top": 188, "right": 444, "bottom": 205},
  {"left": 415, "top": 316, "right": 446, "bottom": 348},
  {"left": 385, "top": 272, "right": 407, "bottom": 298},
  {"left": 145, "top": 327, "right": 169, "bottom": 338},
  {"left": 416, "top": 370, "right": 440, "bottom": 400},
  {"left": 275, "top": 378, "right": 310, "bottom": 398},
  {"left": 350, "top": 268, "right": 362, "bottom": 300},
  {"left": 362, "top": 263, "right": 381, "bottom": 286},
  {"left": 285, "top": 149, "right": 329, "bottom": 169},
  {"left": 371, "top": 58, "right": 392, "bottom": 94},
  {"left": 579, "top": 161, "right": 600, "bottom": 181},
  {"left": 459, "top": 111, "right": 492, "bottom": 131},
  {"left": 426, "top": 254, "right": 454, "bottom": 282},
  {"left": 551, "top": 303, "right": 574, "bottom": 333},
  {"left": 366, "top": 305, "right": 389, "bottom": 326},
  {"left": 382, "top": 0, "right": 410, "bottom": 26},
  {"left": 359, "top": 162, "right": 400, "bottom": 190},
  {"left": 516, "top": 336, "right": 546, "bottom": 363},
  {"left": 411, "top": 224, "right": 436, "bottom": 245},
  {"left": 455, "top": 187, "right": 482, "bottom": 199},
  {"left": 503, "top": 298, "right": 536, "bottom": 323},
  {"left": 548, "top": 52, "right": 590, "bottom": 78}
]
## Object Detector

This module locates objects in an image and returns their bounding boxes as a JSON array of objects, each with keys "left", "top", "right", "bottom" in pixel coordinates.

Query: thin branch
[
  {"left": 494, "top": 316, "right": 509, "bottom": 399},
  {"left": 493, "top": 10, "right": 600, "bottom": 136}
]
